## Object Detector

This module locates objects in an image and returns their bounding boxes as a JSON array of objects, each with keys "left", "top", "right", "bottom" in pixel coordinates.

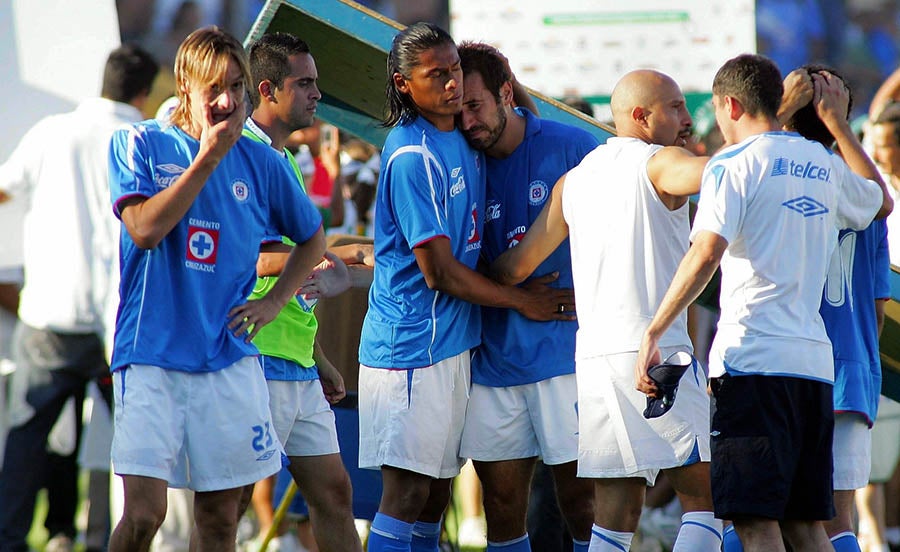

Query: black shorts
[{"left": 709, "top": 373, "right": 835, "bottom": 521}]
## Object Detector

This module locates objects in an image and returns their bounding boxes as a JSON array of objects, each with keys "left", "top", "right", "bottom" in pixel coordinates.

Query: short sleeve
[
  {"left": 109, "top": 124, "right": 156, "bottom": 219},
  {"left": 385, "top": 148, "right": 450, "bottom": 249},
  {"left": 834, "top": 160, "right": 883, "bottom": 231},
  {"left": 264, "top": 152, "right": 323, "bottom": 246},
  {"left": 690, "top": 160, "right": 743, "bottom": 244}
]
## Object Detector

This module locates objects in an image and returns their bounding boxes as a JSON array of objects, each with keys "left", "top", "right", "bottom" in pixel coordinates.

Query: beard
[{"left": 465, "top": 106, "right": 507, "bottom": 151}]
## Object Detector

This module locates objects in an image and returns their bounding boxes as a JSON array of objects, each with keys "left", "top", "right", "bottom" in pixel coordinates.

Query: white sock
[
  {"left": 672, "top": 511, "right": 723, "bottom": 551},
  {"left": 589, "top": 524, "right": 633, "bottom": 551}
]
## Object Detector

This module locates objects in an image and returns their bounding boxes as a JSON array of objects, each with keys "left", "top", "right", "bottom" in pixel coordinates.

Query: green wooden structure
[{"left": 244, "top": 0, "right": 615, "bottom": 148}]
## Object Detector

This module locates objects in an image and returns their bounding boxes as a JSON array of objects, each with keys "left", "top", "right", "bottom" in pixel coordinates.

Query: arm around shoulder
[
  {"left": 647, "top": 147, "right": 709, "bottom": 199},
  {"left": 489, "top": 175, "right": 570, "bottom": 285}
]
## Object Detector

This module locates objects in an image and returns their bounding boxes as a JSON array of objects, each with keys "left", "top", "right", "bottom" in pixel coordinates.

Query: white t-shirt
[
  {"left": 693, "top": 131, "right": 883, "bottom": 382},
  {"left": 562, "top": 137, "right": 692, "bottom": 359},
  {"left": 0, "top": 98, "right": 144, "bottom": 334}
]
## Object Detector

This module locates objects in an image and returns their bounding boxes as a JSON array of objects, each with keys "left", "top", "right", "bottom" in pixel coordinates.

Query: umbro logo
[{"left": 782, "top": 196, "right": 829, "bottom": 217}]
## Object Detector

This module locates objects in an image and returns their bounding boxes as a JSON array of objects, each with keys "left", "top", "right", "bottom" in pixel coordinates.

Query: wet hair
[
  {"left": 712, "top": 53, "right": 783, "bottom": 119},
  {"left": 383, "top": 22, "right": 455, "bottom": 127},
  {"left": 457, "top": 41, "right": 511, "bottom": 102},
  {"left": 101, "top": 43, "right": 159, "bottom": 104},
  {"left": 784, "top": 64, "right": 853, "bottom": 147},
  {"left": 170, "top": 26, "right": 251, "bottom": 130},
  {"left": 248, "top": 32, "right": 311, "bottom": 107}
]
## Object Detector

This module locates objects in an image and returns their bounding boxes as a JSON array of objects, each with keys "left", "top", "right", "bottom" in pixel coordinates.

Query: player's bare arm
[
  {"left": 647, "top": 148, "right": 709, "bottom": 201},
  {"left": 635, "top": 230, "right": 727, "bottom": 396},
  {"left": 119, "top": 98, "right": 247, "bottom": 249},
  {"left": 415, "top": 236, "right": 574, "bottom": 322},
  {"left": 489, "top": 175, "right": 570, "bottom": 285},
  {"left": 229, "top": 226, "right": 326, "bottom": 341},
  {"left": 814, "top": 72, "right": 894, "bottom": 219},
  {"left": 777, "top": 69, "right": 814, "bottom": 126},
  {"left": 313, "top": 339, "right": 346, "bottom": 405}
]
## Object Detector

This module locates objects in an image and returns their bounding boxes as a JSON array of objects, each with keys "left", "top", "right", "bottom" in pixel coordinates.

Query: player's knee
[
  {"left": 557, "top": 492, "right": 594, "bottom": 534},
  {"left": 483, "top": 487, "right": 526, "bottom": 521},
  {"left": 121, "top": 505, "right": 166, "bottom": 539},
  {"left": 308, "top": 468, "right": 354, "bottom": 513}
]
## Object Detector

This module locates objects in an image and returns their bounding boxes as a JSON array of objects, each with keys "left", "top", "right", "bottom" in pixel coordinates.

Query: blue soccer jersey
[
  {"left": 108, "top": 119, "right": 323, "bottom": 373},
  {"left": 821, "top": 219, "right": 890, "bottom": 425},
  {"left": 474, "top": 109, "right": 599, "bottom": 386},
  {"left": 359, "top": 117, "right": 485, "bottom": 368}
]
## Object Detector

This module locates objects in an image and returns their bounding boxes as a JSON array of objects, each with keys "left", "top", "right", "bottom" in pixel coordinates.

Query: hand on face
[{"left": 198, "top": 92, "right": 245, "bottom": 162}]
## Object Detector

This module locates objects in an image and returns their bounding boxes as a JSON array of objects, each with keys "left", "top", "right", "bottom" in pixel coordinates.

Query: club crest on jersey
[
  {"left": 232, "top": 180, "right": 250, "bottom": 202},
  {"left": 185, "top": 220, "right": 219, "bottom": 272},
  {"left": 466, "top": 203, "right": 482, "bottom": 252},
  {"left": 154, "top": 163, "right": 186, "bottom": 189},
  {"left": 529, "top": 180, "right": 549, "bottom": 206}
]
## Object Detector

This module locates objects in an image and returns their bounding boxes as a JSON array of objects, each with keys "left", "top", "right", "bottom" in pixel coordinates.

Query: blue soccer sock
[
  {"left": 410, "top": 519, "right": 442, "bottom": 552},
  {"left": 673, "top": 511, "right": 723, "bottom": 551},
  {"left": 486, "top": 533, "right": 530, "bottom": 552},
  {"left": 722, "top": 524, "right": 744, "bottom": 552},
  {"left": 830, "top": 531, "right": 862, "bottom": 552},
  {"left": 589, "top": 524, "right": 633, "bottom": 551},
  {"left": 368, "top": 513, "right": 413, "bottom": 552},
  {"left": 572, "top": 537, "right": 590, "bottom": 552}
]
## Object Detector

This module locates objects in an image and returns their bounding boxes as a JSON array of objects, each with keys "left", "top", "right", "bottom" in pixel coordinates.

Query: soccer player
[
  {"left": 635, "top": 54, "right": 892, "bottom": 551},
  {"left": 456, "top": 41, "right": 596, "bottom": 552},
  {"left": 490, "top": 69, "right": 719, "bottom": 551},
  {"left": 242, "top": 32, "right": 362, "bottom": 552},
  {"left": 107, "top": 27, "right": 326, "bottom": 552},
  {"left": 358, "top": 22, "right": 572, "bottom": 552},
  {"left": 779, "top": 64, "right": 892, "bottom": 552}
]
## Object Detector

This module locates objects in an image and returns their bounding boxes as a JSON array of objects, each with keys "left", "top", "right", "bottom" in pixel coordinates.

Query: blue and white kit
[
  {"left": 108, "top": 119, "right": 323, "bottom": 373},
  {"left": 475, "top": 108, "right": 598, "bottom": 387},
  {"left": 359, "top": 116, "right": 485, "bottom": 369},
  {"left": 821, "top": 220, "right": 890, "bottom": 425}
]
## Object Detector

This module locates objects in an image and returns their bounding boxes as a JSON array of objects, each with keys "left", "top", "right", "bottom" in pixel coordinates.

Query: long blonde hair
[{"left": 170, "top": 26, "right": 251, "bottom": 130}]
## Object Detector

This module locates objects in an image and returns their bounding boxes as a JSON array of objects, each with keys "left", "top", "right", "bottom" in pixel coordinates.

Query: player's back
[{"left": 698, "top": 131, "right": 883, "bottom": 380}]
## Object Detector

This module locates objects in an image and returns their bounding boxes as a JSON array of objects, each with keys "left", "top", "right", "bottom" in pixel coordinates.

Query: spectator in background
[
  {"left": 290, "top": 123, "right": 344, "bottom": 229},
  {"left": 867, "top": 104, "right": 900, "bottom": 264},
  {"left": 332, "top": 137, "right": 379, "bottom": 237},
  {"left": 0, "top": 43, "right": 159, "bottom": 552}
]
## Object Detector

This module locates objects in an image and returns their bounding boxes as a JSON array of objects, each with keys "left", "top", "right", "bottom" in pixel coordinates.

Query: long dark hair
[{"left": 383, "top": 22, "right": 455, "bottom": 127}]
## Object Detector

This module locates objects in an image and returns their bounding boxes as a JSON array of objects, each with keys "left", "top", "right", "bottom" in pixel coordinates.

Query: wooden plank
[{"left": 245, "top": 0, "right": 615, "bottom": 147}]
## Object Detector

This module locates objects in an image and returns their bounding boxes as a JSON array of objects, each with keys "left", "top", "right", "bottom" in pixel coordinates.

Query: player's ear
[
  {"left": 499, "top": 80, "right": 514, "bottom": 106},
  {"left": 393, "top": 72, "right": 410, "bottom": 95},
  {"left": 258, "top": 80, "right": 274, "bottom": 102},
  {"left": 632, "top": 106, "right": 648, "bottom": 126}
]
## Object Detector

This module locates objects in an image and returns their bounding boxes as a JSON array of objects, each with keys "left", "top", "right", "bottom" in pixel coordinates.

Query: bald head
[{"left": 610, "top": 69, "right": 691, "bottom": 146}]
